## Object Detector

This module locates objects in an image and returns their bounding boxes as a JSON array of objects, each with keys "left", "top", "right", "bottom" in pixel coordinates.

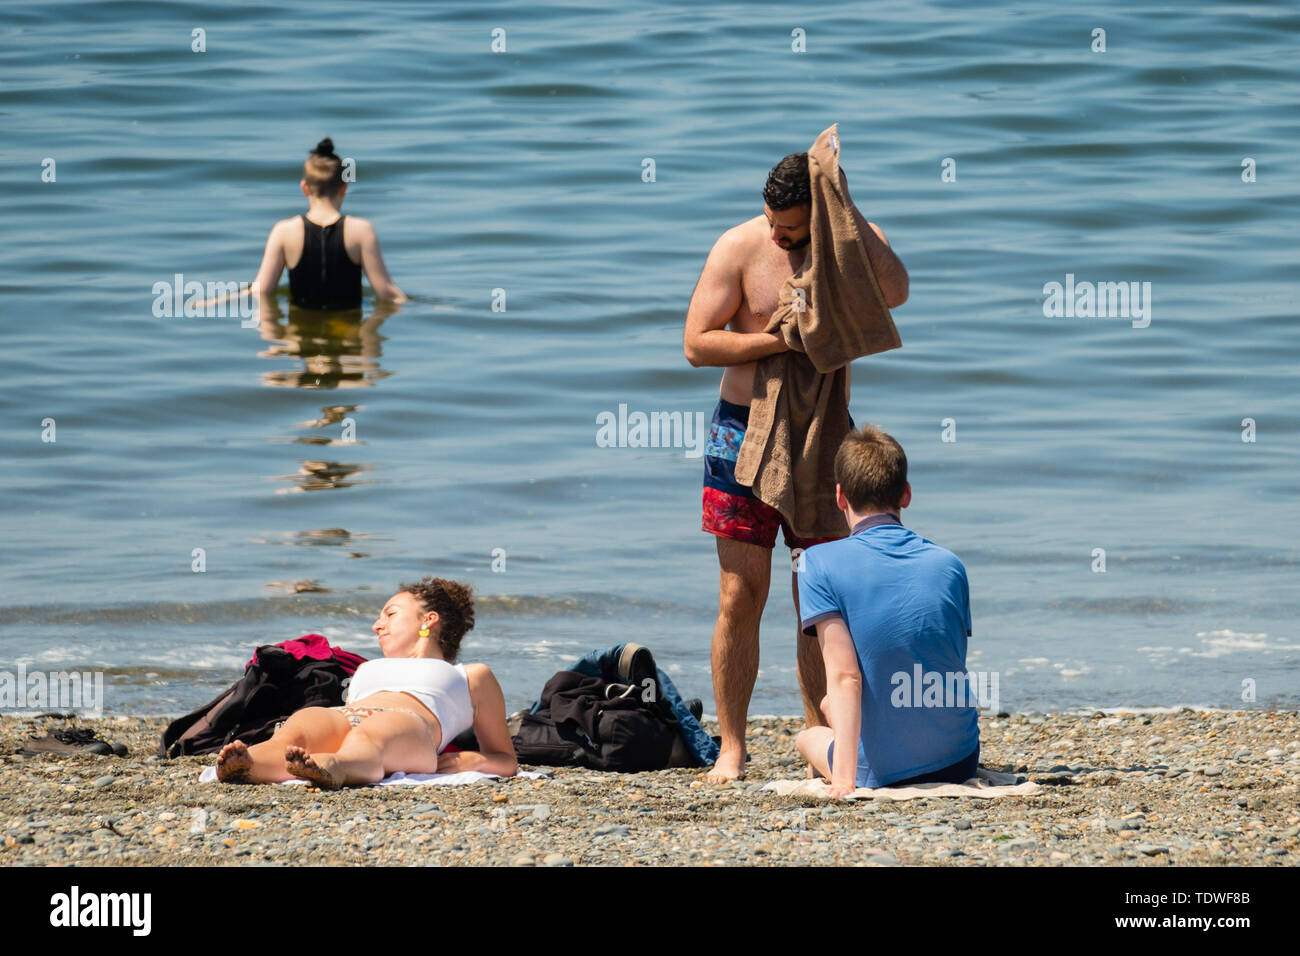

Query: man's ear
[
  {"left": 898, "top": 482, "right": 912, "bottom": 510},
  {"left": 835, "top": 483, "right": 849, "bottom": 511}
]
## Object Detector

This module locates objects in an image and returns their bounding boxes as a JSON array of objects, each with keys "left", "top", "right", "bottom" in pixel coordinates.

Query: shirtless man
[{"left": 683, "top": 151, "right": 909, "bottom": 781}]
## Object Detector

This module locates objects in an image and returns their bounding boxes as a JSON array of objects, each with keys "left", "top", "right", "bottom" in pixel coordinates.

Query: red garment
[{"left": 250, "top": 634, "right": 367, "bottom": 676}]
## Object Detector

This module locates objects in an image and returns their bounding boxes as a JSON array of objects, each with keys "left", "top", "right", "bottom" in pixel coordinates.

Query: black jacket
[{"left": 159, "top": 646, "right": 355, "bottom": 757}]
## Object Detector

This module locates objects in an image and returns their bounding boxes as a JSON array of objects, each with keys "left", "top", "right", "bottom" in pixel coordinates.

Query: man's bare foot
[
  {"left": 284, "top": 745, "right": 343, "bottom": 790},
  {"left": 215, "top": 740, "right": 253, "bottom": 783},
  {"left": 704, "top": 748, "right": 747, "bottom": 783}
]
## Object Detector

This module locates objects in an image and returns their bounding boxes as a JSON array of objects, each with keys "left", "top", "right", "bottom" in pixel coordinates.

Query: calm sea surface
[{"left": 2, "top": 2, "right": 1297, "bottom": 716}]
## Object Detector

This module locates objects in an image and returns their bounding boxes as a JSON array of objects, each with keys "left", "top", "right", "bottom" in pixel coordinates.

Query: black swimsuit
[{"left": 288, "top": 215, "right": 363, "bottom": 310}]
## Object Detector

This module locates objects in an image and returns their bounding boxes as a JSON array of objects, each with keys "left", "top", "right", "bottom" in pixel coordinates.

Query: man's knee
[
  {"left": 718, "top": 573, "right": 766, "bottom": 615},
  {"left": 795, "top": 726, "right": 830, "bottom": 762},
  {"left": 795, "top": 727, "right": 814, "bottom": 757},
  {"left": 717, "top": 546, "right": 770, "bottom": 615}
]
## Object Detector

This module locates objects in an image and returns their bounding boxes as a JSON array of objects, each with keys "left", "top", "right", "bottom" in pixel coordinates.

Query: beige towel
[
  {"left": 761, "top": 767, "right": 1043, "bottom": 801},
  {"left": 734, "top": 124, "right": 902, "bottom": 540}
]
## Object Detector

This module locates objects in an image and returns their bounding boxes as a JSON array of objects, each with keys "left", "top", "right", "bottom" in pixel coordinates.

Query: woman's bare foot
[
  {"left": 215, "top": 740, "right": 253, "bottom": 783},
  {"left": 703, "top": 747, "right": 746, "bottom": 783},
  {"left": 285, "top": 745, "right": 343, "bottom": 790}
]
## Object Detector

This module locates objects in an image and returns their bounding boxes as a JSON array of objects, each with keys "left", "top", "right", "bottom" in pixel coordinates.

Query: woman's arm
[
  {"left": 250, "top": 221, "right": 288, "bottom": 299},
  {"left": 194, "top": 224, "right": 283, "bottom": 312},
  {"left": 352, "top": 217, "right": 408, "bottom": 304},
  {"left": 436, "top": 664, "right": 517, "bottom": 776}
]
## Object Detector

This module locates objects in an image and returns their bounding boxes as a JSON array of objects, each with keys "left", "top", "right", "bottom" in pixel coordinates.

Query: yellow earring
[{"left": 418, "top": 627, "right": 430, "bottom": 638}]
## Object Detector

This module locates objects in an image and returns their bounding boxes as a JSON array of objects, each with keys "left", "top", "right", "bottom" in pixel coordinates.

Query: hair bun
[{"left": 314, "top": 137, "right": 336, "bottom": 156}]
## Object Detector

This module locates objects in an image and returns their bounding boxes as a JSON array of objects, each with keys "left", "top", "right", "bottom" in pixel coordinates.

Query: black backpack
[
  {"left": 511, "top": 669, "right": 684, "bottom": 772},
  {"left": 159, "top": 645, "right": 354, "bottom": 757}
]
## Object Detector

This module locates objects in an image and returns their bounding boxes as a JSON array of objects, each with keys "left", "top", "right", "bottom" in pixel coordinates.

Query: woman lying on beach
[
  {"left": 250, "top": 137, "right": 407, "bottom": 308},
  {"left": 215, "top": 577, "right": 517, "bottom": 788}
]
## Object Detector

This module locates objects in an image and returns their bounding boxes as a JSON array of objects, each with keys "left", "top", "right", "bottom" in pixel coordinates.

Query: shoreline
[
  {"left": 0, "top": 704, "right": 1268, "bottom": 721},
  {"left": 3, "top": 710, "right": 1297, "bottom": 867}
]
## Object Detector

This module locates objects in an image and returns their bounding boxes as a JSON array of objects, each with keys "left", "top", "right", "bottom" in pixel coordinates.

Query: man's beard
[{"left": 778, "top": 235, "right": 811, "bottom": 251}]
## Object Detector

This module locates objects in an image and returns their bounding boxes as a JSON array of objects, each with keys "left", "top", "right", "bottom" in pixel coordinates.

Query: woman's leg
[
  {"left": 216, "top": 707, "right": 350, "bottom": 783},
  {"left": 285, "top": 710, "right": 439, "bottom": 789}
]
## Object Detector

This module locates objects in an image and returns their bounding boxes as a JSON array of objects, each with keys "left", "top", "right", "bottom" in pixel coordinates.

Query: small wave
[
  {"left": 1189, "top": 629, "right": 1300, "bottom": 658},
  {"left": 1046, "top": 596, "right": 1207, "bottom": 615},
  {"left": 0, "top": 591, "right": 698, "bottom": 627},
  {"left": 1061, "top": 705, "right": 1234, "bottom": 715}
]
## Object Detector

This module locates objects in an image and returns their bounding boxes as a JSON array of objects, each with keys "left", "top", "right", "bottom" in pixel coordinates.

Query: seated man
[{"left": 795, "top": 425, "right": 979, "bottom": 796}]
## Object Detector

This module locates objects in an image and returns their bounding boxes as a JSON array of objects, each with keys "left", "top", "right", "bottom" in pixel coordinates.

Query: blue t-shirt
[{"left": 798, "top": 514, "right": 979, "bottom": 788}]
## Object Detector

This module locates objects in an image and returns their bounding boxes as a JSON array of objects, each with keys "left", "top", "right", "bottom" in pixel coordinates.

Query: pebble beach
[{"left": 3, "top": 710, "right": 1297, "bottom": 867}]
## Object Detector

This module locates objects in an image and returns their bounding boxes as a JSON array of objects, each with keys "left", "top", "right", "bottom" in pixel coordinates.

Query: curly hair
[
  {"left": 762, "top": 152, "right": 811, "bottom": 210},
  {"left": 399, "top": 576, "right": 476, "bottom": 662}
]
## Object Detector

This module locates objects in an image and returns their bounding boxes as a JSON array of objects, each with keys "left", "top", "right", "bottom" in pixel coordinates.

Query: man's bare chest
[{"left": 741, "top": 254, "right": 803, "bottom": 325}]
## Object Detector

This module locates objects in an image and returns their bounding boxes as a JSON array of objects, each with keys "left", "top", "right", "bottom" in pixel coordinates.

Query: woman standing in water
[{"left": 251, "top": 138, "right": 407, "bottom": 308}]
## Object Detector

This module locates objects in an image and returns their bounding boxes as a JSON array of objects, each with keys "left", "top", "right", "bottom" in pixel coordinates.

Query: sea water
[{"left": 1, "top": 1, "right": 1296, "bottom": 715}]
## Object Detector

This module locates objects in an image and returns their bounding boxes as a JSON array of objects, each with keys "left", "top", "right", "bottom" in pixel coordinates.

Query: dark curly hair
[
  {"left": 763, "top": 152, "right": 810, "bottom": 210},
  {"left": 399, "top": 576, "right": 475, "bottom": 662}
]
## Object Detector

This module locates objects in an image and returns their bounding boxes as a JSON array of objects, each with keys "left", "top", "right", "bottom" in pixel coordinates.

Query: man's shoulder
[
  {"left": 910, "top": 532, "right": 967, "bottom": 573},
  {"left": 809, "top": 529, "right": 966, "bottom": 576},
  {"left": 802, "top": 534, "right": 853, "bottom": 564},
  {"left": 802, "top": 535, "right": 870, "bottom": 583},
  {"left": 713, "top": 217, "right": 763, "bottom": 255}
]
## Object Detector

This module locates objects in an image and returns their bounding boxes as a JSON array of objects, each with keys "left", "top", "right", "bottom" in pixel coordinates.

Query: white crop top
[{"left": 345, "top": 658, "right": 473, "bottom": 751}]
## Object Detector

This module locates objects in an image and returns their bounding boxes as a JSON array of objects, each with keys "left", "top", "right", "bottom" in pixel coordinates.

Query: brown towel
[{"left": 734, "top": 124, "right": 902, "bottom": 540}]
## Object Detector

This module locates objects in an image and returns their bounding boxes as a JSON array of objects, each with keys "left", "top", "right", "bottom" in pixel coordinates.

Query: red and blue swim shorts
[{"left": 701, "top": 398, "right": 848, "bottom": 552}]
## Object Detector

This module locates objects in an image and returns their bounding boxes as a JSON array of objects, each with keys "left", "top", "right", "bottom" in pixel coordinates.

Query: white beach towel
[
  {"left": 198, "top": 766, "right": 547, "bottom": 785},
  {"left": 762, "top": 767, "right": 1042, "bottom": 801}
]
